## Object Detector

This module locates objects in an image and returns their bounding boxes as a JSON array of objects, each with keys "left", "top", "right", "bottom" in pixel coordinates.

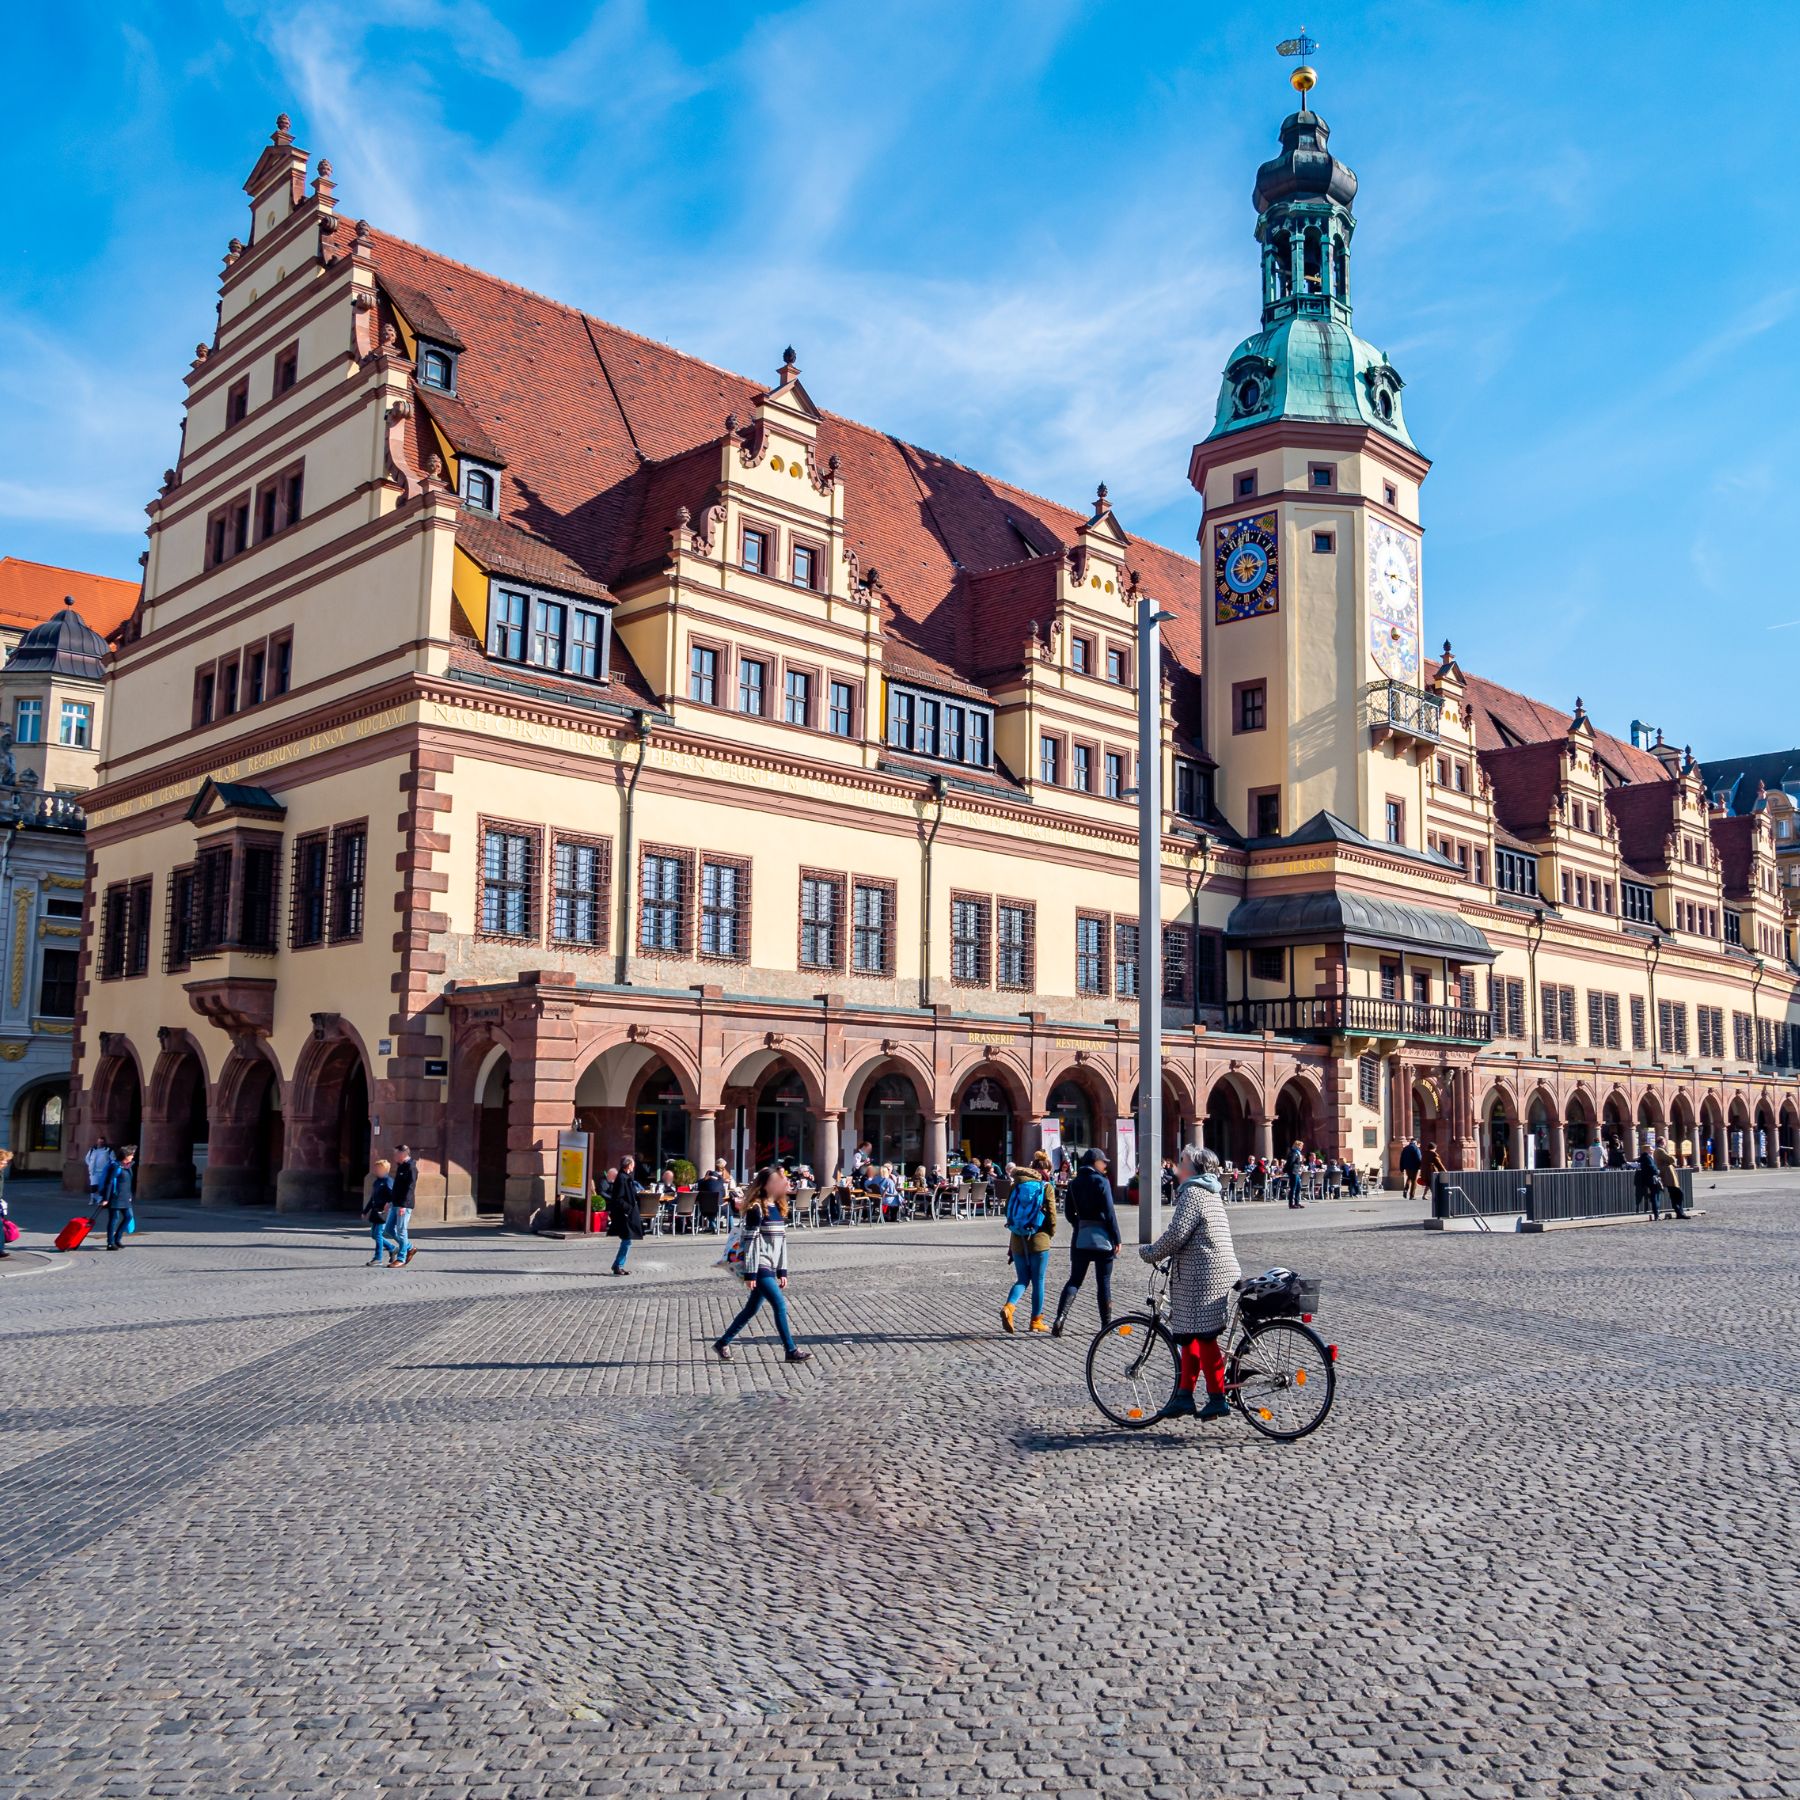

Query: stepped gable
[
  {"left": 1433, "top": 661, "right": 1666, "bottom": 788},
  {"left": 361, "top": 227, "right": 1204, "bottom": 699}
]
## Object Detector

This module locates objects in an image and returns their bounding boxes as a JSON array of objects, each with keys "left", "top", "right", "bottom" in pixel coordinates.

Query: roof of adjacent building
[
  {"left": 1699, "top": 748, "right": 1800, "bottom": 814},
  {"left": 0, "top": 558, "right": 137, "bottom": 642},
  {"left": 3, "top": 598, "right": 109, "bottom": 681}
]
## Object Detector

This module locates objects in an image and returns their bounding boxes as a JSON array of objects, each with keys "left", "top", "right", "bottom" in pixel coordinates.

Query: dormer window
[
  {"left": 418, "top": 343, "right": 456, "bottom": 392},
  {"left": 462, "top": 462, "right": 499, "bottom": 514},
  {"left": 885, "top": 680, "right": 993, "bottom": 771},
  {"left": 486, "top": 579, "right": 611, "bottom": 684}
]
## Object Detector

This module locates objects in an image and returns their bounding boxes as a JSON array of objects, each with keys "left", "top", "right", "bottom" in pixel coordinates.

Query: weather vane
[{"left": 1276, "top": 26, "right": 1320, "bottom": 106}]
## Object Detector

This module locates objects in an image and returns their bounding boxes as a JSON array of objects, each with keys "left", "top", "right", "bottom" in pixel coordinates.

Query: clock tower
[{"left": 1189, "top": 77, "right": 1433, "bottom": 845}]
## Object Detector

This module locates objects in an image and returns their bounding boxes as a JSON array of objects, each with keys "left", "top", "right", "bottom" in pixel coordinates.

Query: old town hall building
[{"left": 69, "top": 95, "right": 1800, "bottom": 1219}]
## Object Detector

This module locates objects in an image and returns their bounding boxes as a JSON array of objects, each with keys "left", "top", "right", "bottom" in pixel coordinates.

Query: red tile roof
[
  {"left": 361, "top": 227, "right": 1205, "bottom": 702},
  {"left": 1709, "top": 812, "right": 1757, "bottom": 897},
  {"left": 1605, "top": 779, "right": 1679, "bottom": 875},
  {"left": 1477, "top": 739, "right": 1568, "bottom": 840},
  {"left": 0, "top": 556, "right": 138, "bottom": 641},
  {"left": 1435, "top": 662, "right": 1668, "bottom": 788}
]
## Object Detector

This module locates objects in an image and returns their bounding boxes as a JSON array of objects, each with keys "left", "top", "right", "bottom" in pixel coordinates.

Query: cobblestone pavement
[{"left": 2, "top": 1176, "right": 1797, "bottom": 1798}]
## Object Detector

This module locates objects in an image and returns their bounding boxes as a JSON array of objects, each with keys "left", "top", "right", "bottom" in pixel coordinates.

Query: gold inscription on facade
[{"left": 966, "top": 1030, "right": 1016, "bottom": 1046}]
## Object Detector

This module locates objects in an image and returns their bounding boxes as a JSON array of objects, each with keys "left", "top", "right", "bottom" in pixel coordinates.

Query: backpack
[{"left": 1005, "top": 1179, "right": 1047, "bottom": 1239}]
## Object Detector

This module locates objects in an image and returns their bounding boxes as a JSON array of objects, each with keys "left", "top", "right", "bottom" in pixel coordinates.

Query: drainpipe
[
  {"left": 1751, "top": 955, "right": 1766, "bottom": 1073},
  {"left": 1526, "top": 908, "right": 1545, "bottom": 1059},
  {"left": 918, "top": 774, "right": 947, "bottom": 1010},
  {"left": 1646, "top": 935, "right": 1662, "bottom": 1070},
  {"left": 614, "top": 713, "right": 655, "bottom": 987}
]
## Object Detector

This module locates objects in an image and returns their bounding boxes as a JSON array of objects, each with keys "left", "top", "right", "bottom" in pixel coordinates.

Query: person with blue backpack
[{"left": 1000, "top": 1148, "right": 1058, "bottom": 1333}]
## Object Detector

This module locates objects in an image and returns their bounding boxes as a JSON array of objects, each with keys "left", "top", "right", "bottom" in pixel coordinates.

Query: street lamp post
[{"left": 1136, "top": 591, "right": 1175, "bottom": 1245}]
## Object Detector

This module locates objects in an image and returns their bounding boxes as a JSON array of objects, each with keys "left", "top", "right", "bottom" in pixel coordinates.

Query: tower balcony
[{"left": 1366, "top": 680, "right": 1441, "bottom": 746}]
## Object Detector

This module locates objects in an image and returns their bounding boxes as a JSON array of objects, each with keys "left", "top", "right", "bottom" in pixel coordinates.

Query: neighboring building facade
[
  {"left": 69, "top": 98, "right": 1800, "bottom": 1219},
  {"left": 0, "top": 584, "right": 114, "bottom": 1168},
  {"left": 1702, "top": 748, "right": 1800, "bottom": 898}
]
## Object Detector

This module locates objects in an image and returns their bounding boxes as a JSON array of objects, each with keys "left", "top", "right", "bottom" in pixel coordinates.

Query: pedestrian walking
[
  {"left": 85, "top": 1137, "right": 115, "bottom": 1210},
  {"left": 1140, "top": 1145, "right": 1243, "bottom": 1421},
  {"left": 1398, "top": 1135, "right": 1423, "bottom": 1201},
  {"left": 1052, "top": 1147, "right": 1120, "bottom": 1336},
  {"left": 1283, "top": 1140, "right": 1305, "bottom": 1208},
  {"left": 1421, "top": 1141, "right": 1446, "bottom": 1198},
  {"left": 364, "top": 1158, "right": 397, "bottom": 1262},
  {"left": 713, "top": 1165, "right": 811, "bottom": 1362},
  {"left": 386, "top": 1145, "right": 417, "bottom": 1266},
  {"left": 1654, "top": 1139, "right": 1687, "bottom": 1220},
  {"left": 607, "top": 1154, "right": 645, "bottom": 1274},
  {"left": 1000, "top": 1149, "right": 1058, "bottom": 1334},
  {"left": 1634, "top": 1145, "right": 1661, "bottom": 1220},
  {"left": 103, "top": 1147, "right": 137, "bottom": 1249}
]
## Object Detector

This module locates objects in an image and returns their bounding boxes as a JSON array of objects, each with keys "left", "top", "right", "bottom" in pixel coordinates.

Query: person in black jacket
[
  {"left": 1283, "top": 1140, "right": 1306, "bottom": 1209},
  {"left": 386, "top": 1145, "right": 418, "bottom": 1267},
  {"left": 1397, "top": 1135, "right": 1423, "bottom": 1200},
  {"left": 1051, "top": 1148, "right": 1121, "bottom": 1337},
  {"left": 607, "top": 1155, "right": 645, "bottom": 1275}
]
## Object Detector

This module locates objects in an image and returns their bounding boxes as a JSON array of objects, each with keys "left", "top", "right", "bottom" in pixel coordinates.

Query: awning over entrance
[{"left": 1225, "top": 890, "right": 1496, "bottom": 963}]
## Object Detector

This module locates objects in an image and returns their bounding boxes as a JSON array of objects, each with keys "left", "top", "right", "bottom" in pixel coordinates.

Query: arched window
[
  {"left": 1332, "top": 237, "right": 1348, "bottom": 301},
  {"left": 1303, "top": 228, "right": 1323, "bottom": 294},
  {"left": 33, "top": 1091, "right": 64, "bottom": 1152},
  {"left": 1271, "top": 232, "right": 1292, "bottom": 300}
]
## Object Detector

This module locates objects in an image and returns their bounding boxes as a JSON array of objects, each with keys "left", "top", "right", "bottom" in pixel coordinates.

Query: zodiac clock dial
[
  {"left": 1213, "top": 512, "right": 1280, "bottom": 623},
  {"left": 1367, "top": 519, "right": 1421, "bottom": 681}
]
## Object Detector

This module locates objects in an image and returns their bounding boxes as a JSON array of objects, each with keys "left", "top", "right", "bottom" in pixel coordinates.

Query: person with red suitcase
[{"left": 103, "top": 1148, "right": 137, "bottom": 1250}]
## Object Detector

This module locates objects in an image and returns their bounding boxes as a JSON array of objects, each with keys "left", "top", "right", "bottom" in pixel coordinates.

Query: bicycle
[{"left": 1085, "top": 1263, "right": 1337, "bottom": 1441}]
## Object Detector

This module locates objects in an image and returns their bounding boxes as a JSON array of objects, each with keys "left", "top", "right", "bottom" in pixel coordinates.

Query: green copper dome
[{"left": 1204, "top": 106, "right": 1415, "bottom": 452}]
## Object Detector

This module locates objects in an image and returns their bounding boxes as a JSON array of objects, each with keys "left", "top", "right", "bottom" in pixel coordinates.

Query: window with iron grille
[
  {"left": 291, "top": 833, "right": 329, "bottom": 948},
  {"left": 330, "top": 824, "right": 367, "bottom": 943},
  {"left": 997, "top": 900, "right": 1034, "bottom": 990},
  {"left": 639, "top": 848, "right": 688, "bottom": 954},
  {"left": 165, "top": 866, "right": 196, "bottom": 973},
  {"left": 1252, "top": 946, "right": 1284, "bottom": 983},
  {"left": 238, "top": 846, "right": 280, "bottom": 952},
  {"left": 1588, "top": 990, "right": 1621, "bottom": 1050},
  {"left": 1733, "top": 1010, "right": 1752, "bottom": 1061},
  {"left": 480, "top": 826, "right": 536, "bottom": 938},
  {"left": 1490, "top": 975, "right": 1525, "bottom": 1040},
  {"left": 1457, "top": 971, "right": 1477, "bottom": 1012},
  {"left": 1075, "top": 912, "right": 1106, "bottom": 995},
  {"left": 1541, "top": 983, "right": 1576, "bottom": 1045},
  {"left": 1759, "top": 1018, "right": 1777, "bottom": 1064},
  {"left": 1358, "top": 1053, "right": 1380, "bottom": 1108},
  {"left": 99, "top": 883, "right": 128, "bottom": 980},
  {"left": 799, "top": 872, "right": 841, "bottom": 969},
  {"left": 852, "top": 879, "right": 894, "bottom": 976},
  {"left": 38, "top": 947, "right": 77, "bottom": 1018},
  {"left": 1630, "top": 994, "right": 1648, "bottom": 1050},
  {"left": 1380, "top": 959, "right": 1399, "bottom": 1001},
  {"left": 698, "top": 857, "right": 747, "bottom": 960},
  {"left": 738, "top": 658, "right": 766, "bottom": 716},
  {"left": 1113, "top": 919, "right": 1140, "bottom": 1000},
  {"left": 950, "top": 894, "right": 989, "bottom": 985},
  {"left": 1194, "top": 931, "right": 1224, "bottom": 1006},
  {"left": 551, "top": 836, "right": 609, "bottom": 948},
  {"left": 1162, "top": 923, "right": 1191, "bottom": 1002},
  {"left": 193, "top": 846, "right": 233, "bottom": 954},
  {"left": 1657, "top": 999, "right": 1687, "bottom": 1056}
]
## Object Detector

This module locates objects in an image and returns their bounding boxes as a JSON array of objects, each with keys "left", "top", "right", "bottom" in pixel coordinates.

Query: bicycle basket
[{"left": 1241, "top": 1273, "right": 1321, "bottom": 1318}]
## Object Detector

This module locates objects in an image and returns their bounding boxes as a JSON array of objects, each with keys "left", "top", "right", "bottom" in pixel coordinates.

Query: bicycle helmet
[{"left": 1237, "top": 1267, "right": 1296, "bottom": 1299}]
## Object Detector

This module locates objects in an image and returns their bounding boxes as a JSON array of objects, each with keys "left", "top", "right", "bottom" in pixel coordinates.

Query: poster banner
[
  {"left": 556, "top": 1130, "right": 591, "bottom": 1199},
  {"left": 1115, "top": 1120, "right": 1138, "bottom": 1189},
  {"left": 1037, "top": 1117, "right": 1063, "bottom": 1171}
]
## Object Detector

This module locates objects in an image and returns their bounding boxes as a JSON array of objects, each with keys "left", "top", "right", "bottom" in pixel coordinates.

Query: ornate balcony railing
[
  {"left": 1366, "top": 680, "right": 1442, "bottom": 743},
  {"left": 1226, "top": 994, "right": 1492, "bottom": 1043}
]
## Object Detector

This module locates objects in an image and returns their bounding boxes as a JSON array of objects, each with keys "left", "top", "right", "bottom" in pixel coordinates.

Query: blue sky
[{"left": 3, "top": 1, "right": 1794, "bottom": 753}]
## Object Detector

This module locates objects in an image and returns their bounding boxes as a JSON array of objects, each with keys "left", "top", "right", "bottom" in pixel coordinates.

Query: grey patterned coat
[{"left": 1139, "top": 1174, "right": 1242, "bottom": 1337}]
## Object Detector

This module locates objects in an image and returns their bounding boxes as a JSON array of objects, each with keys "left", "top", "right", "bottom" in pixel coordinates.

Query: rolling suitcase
[{"left": 55, "top": 1213, "right": 95, "bottom": 1252}]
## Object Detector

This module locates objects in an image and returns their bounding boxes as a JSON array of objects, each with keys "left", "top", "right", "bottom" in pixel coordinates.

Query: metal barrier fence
[{"left": 1432, "top": 1168, "right": 1697, "bottom": 1224}]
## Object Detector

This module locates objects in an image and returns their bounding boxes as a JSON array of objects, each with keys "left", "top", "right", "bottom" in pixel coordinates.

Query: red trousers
[{"left": 1180, "top": 1334, "right": 1225, "bottom": 1396}]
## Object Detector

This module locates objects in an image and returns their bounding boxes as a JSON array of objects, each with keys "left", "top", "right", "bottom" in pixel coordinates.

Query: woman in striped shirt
[{"left": 713, "top": 1166, "right": 812, "bottom": 1363}]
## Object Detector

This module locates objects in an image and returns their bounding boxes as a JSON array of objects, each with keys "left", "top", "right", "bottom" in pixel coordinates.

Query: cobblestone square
[{"left": 2, "top": 1178, "right": 1797, "bottom": 1798}]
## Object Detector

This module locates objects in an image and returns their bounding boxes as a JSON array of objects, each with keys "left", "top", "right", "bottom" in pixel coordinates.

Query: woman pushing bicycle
[{"left": 1139, "top": 1144, "right": 1241, "bottom": 1421}]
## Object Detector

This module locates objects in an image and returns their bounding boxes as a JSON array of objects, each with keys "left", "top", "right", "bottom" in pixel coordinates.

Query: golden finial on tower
[{"left": 1276, "top": 27, "right": 1320, "bottom": 108}]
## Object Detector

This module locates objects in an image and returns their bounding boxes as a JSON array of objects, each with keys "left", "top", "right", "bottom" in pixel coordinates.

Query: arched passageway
[
  {"left": 1482, "top": 1091, "right": 1517, "bottom": 1170},
  {"left": 1203, "top": 1076, "right": 1255, "bottom": 1166},
  {"left": 753, "top": 1065, "right": 815, "bottom": 1173},
  {"left": 1525, "top": 1092, "right": 1556, "bottom": 1169},
  {"left": 203, "top": 1052, "right": 282, "bottom": 1207},
  {"left": 1564, "top": 1092, "right": 1597, "bottom": 1166},
  {"left": 632, "top": 1064, "right": 691, "bottom": 1175},
  {"left": 143, "top": 1045, "right": 209, "bottom": 1201},
  {"left": 475, "top": 1051, "right": 511, "bottom": 1214},
  {"left": 1273, "top": 1079, "right": 1317, "bottom": 1158},
  {"left": 11, "top": 1080, "right": 67, "bottom": 1176},
  {"left": 859, "top": 1071, "right": 924, "bottom": 1173},
  {"left": 954, "top": 1067, "right": 1025, "bottom": 1166}
]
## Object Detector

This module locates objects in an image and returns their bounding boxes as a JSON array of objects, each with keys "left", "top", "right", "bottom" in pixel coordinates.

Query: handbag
[
  {"left": 2, "top": 1217, "right": 18, "bottom": 1244},
  {"left": 1072, "top": 1219, "right": 1113, "bottom": 1253}
]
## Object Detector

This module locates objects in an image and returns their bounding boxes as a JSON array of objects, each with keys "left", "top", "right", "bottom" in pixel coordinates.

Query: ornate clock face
[
  {"left": 1367, "top": 519, "right": 1421, "bottom": 681},
  {"left": 1213, "top": 512, "right": 1280, "bottom": 623}
]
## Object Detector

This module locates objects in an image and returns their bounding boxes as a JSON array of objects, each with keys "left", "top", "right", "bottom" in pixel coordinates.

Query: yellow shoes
[
  {"left": 1029, "top": 1315, "right": 1050, "bottom": 1333},
  {"left": 1001, "top": 1301, "right": 1016, "bottom": 1334}
]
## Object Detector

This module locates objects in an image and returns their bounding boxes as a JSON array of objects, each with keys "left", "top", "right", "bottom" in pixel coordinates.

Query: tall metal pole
[{"left": 1137, "top": 593, "right": 1174, "bottom": 1244}]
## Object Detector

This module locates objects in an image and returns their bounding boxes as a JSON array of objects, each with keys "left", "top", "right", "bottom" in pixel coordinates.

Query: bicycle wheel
[
  {"left": 1228, "top": 1319, "right": 1335, "bottom": 1442},
  {"left": 1086, "top": 1315, "right": 1180, "bottom": 1429}
]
